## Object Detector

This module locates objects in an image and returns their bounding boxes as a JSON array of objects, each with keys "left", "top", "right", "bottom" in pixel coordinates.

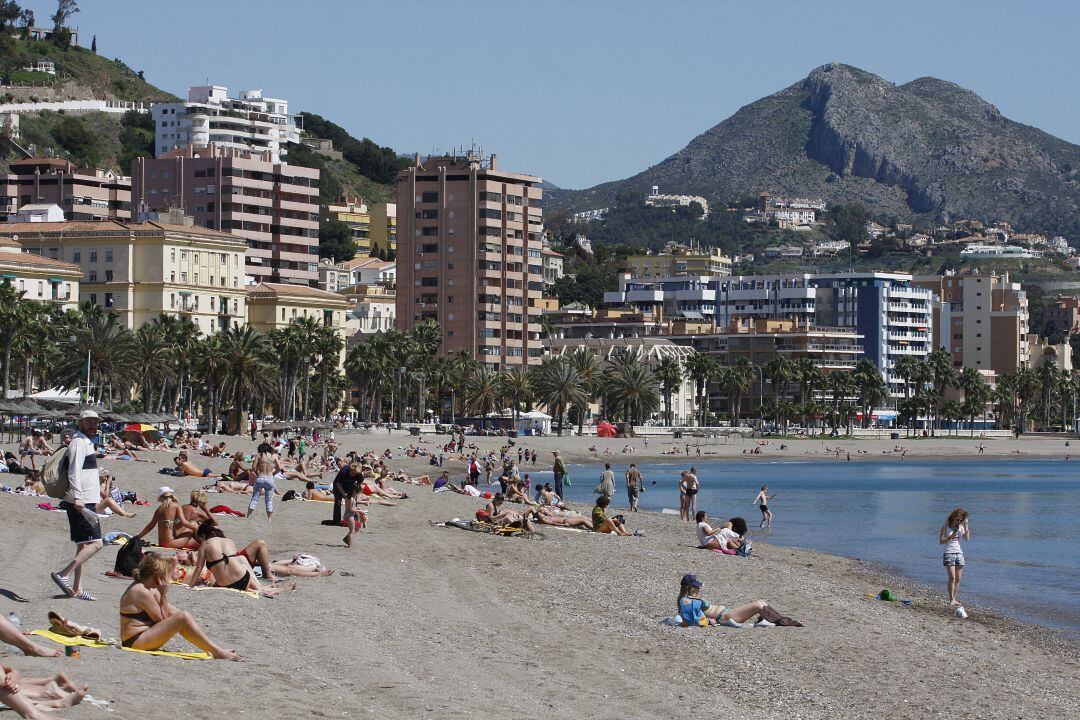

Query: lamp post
[{"left": 396, "top": 366, "right": 405, "bottom": 429}]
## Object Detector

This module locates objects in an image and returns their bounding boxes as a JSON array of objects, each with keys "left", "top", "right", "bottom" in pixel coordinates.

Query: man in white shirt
[{"left": 49, "top": 410, "right": 104, "bottom": 602}]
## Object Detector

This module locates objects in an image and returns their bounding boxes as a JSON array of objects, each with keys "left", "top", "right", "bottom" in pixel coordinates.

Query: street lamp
[{"left": 396, "top": 366, "right": 405, "bottom": 429}]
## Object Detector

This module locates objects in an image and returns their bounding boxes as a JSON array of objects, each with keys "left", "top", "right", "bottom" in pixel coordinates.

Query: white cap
[
  {"left": 78, "top": 409, "right": 100, "bottom": 420},
  {"left": 157, "top": 486, "right": 175, "bottom": 499}
]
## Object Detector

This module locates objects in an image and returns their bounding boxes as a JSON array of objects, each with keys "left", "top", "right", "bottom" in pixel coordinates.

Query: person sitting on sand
[
  {"left": 201, "top": 442, "right": 227, "bottom": 458},
  {"left": 695, "top": 512, "right": 748, "bottom": 553},
  {"left": 539, "top": 483, "right": 566, "bottom": 509},
  {"left": 183, "top": 488, "right": 214, "bottom": 526},
  {"left": 0, "top": 615, "right": 60, "bottom": 658},
  {"left": 0, "top": 663, "right": 88, "bottom": 719},
  {"left": 591, "top": 495, "right": 631, "bottom": 536},
  {"left": 189, "top": 522, "right": 293, "bottom": 596},
  {"left": 477, "top": 493, "right": 535, "bottom": 532},
  {"left": 174, "top": 452, "right": 219, "bottom": 478},
  {"left": 99, "top": 472, "right": 136, "bottom": 518},
  {"left": 676, "top": 573, "right": 782, "bottom": 628},
  {"left": 18, "top": 430, "right": 54, "bottom": 471},
  {"left": 506, "top": 479, "right": 535, "bottom": 506},
  {"left": 132, "top": 487, "right": 201, "bottom": 549},
  {"left": 120, "top": 552, "right": 243, "bottom": 660},
  {"left": 303, "top": 482, "right": 334, "bottom": 501}
]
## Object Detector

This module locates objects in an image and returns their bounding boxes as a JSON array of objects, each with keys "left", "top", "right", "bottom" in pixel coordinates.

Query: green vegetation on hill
[
  {"left": 298, "top": 113, "right": 408, "bottom": 185},
  {"left": 8, "top": 109, "right": 153, "bottom": 173},
  {"left": 0, "top": 35, "right": 176, "bottom": 102},
  {"left": 285, "top": 141, "right": 394, "bottom": 205}
]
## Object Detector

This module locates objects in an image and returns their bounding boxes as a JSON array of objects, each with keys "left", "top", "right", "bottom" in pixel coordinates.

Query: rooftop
[{"left": 248, "top": 282, "right": 350, "bottom": 303}]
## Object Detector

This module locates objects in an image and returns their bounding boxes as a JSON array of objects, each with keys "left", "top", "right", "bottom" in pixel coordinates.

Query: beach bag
[
  {"left": 564, "top": 473, "right": 571, "bottom": 487},
  {"left": 593, "top": 481, "right": 605, "bottom": 494},
  {"left": 41, "top": 447, "right": 70, "bottom": 499},
  {"left": 737, "top": 540, "right": 753, "bottom": 558},
  {"left": 114, "top": 536, "right": 145, "bottom": 577}
]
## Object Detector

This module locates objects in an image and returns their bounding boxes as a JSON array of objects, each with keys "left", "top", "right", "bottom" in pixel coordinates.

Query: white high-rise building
[{"left": 153, "top": 86, "right": 300, "bottom": 163}]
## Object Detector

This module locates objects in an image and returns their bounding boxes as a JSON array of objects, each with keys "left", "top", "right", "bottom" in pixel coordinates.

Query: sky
[{"left": 56, "top": 0, "right": 1080, "bottom": 189}]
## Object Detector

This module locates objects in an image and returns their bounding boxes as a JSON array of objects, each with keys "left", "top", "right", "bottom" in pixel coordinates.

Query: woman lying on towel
[
  {"left": 188, "top": 522, "right": 295, "bottom": 597},
  {"left": 172, "top": 549, "right": 332, "bottom": 582},
  {"left": 529, "top": 506, "right": 593, "bottom": 530},
  {"left": 120, "top": 553, "right": 243, "bottom": 661}
]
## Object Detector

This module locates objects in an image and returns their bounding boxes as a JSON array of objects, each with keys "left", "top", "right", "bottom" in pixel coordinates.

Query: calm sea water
[{"left": 553, "top": 458, "right": 1080, "bottom": 632}]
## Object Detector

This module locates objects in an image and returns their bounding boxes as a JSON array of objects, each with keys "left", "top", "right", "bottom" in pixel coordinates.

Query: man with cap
[{"left": 49, "top": 409, "right": 104, "bottom": 601}]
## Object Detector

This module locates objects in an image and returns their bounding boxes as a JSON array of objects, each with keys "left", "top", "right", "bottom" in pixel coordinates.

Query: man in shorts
[
  {"left": 625, "top": 463, "right": 643, "bottom": 512},
  {"left": 50, "top": 410, "right": 104, "bottom": 601}
]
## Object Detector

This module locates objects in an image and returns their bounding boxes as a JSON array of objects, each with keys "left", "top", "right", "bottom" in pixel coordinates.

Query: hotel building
[{"left": 395, "top": 152, "right": 544, "bottom": 369}]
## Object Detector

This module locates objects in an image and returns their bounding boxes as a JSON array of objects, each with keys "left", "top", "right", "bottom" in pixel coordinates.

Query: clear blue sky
[{"left": 62, "top": 0, "right": 1080, "bottom": 189}]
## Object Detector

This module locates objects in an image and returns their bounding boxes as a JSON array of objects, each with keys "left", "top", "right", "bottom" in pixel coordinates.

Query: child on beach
[
  {"left": 754, "top": 486, "right": 776, "bottom": 528},
  {"left": 940, "top": 508, "right": 971, "bottom": 607},
  {"left": 677, "top": 574, "right": 791, "bottom": 628}
]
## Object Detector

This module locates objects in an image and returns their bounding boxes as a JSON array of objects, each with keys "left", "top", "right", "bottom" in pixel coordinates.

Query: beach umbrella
[{"left": 123, "top": 423, "right": 156, "bottom": 433}]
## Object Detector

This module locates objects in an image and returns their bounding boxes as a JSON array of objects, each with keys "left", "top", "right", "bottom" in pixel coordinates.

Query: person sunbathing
[
  {"left": 190, "top": 522, "right": 294, "bottom": 596},
  {"left": 0, "top": 664, "right": 88, "bottom": 719},
  {"left": 361, "top": 476, "right": 406, "bottom": 500},
  {"left": 538, "top": 483, "right": 566, "bottom": 509},
  {"left": 506, "top": 480, "right": 535, "bottom": 506},
  {"left": 201, "top": 442, "right": 227, "bottom": 458},
  {"left": 695, "top": 512, "right": 747, "bottom": 553},
  {"left": 676, "top": 573, "right": 788, "bottom": 628},
  {"left": 477, "top": 493, "right": 535, "bottom": 532},
  {"left": 183, "top": 489, "right": 214, "bottom": 526},
  {"left": 0, "top": 615, "right": 60, "bottom": 658},
  {"left": 530, "top": 506, "right": 592, "bottom": 530},
  {"left": 264, "top": 554, "right": 334, "bottom": 578},
  {"left": 120, "top": 553, "right": 242, "bottom": 661},
  {"left": 591, "top": 495, "right": 631, "bottom": 536},
  {"left": 174, "top": 452, "right": 219, "bottom": 478},
  {"left": 303, "top": 482, "right": 334, "bottom": 501},
  {"left": 132, "top": 487, "right": 201, "bottom": 549}
]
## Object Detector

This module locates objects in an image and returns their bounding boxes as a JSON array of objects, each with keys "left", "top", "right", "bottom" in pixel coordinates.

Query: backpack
[
  {"left": 41, "top": 447, "right": 70, "bottom": 499},
  {"left": 114, "top": 536, "right": 145, "bottom": 577},
  {"left": 737, "top": 540, "right": 753, "bottom": 558}
]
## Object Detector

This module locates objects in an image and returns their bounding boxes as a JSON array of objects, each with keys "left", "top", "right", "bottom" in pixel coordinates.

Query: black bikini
[
  {"left": 120, "top": 608, "right": 155, "bottom": 648},
  {"left": 207, "top": 553, "right": 251, "bottom": 591}
]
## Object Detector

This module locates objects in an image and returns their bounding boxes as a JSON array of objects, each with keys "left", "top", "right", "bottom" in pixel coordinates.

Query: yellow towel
[
  {"left": 193, "top": 585, "right": 260, "bottom": 599},
  {"left": 30, "top": 629, "right": 211, "bottom": 660}
]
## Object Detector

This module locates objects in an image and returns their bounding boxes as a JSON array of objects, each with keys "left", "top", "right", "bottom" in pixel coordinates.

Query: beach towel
[
  {"left": 36, "top": 502, "right": 60, "bottom": 511},
  {"left": 193, "top": 585, "right": 260, "bottom": 599},
  {"left": 209, "top": 505, "right": 244, "bottom": 516},
  {"left": 29, "top": 629, "right": 211, "bottom": 660}
]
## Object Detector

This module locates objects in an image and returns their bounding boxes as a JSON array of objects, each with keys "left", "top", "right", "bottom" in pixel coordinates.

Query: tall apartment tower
[
  {"left": 395, "top": 152, "right": 544, "bottom": 369},
  {"left": 131, "top": 146, "right": 320, "bottom": 285}
]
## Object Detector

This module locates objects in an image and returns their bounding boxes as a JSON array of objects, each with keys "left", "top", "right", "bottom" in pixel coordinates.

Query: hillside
[{"left": 553, "top": 64, "right": 1080, "bottom": 240}]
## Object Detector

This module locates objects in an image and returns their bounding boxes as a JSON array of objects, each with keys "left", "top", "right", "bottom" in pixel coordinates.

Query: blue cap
[{"left": 681, "top": 573, "right": 702, "bottom": 588}]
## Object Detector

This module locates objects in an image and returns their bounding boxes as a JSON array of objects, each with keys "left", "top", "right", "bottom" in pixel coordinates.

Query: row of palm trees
[{"left": 0, "top": 285, "right": 345, "bottom": 432}]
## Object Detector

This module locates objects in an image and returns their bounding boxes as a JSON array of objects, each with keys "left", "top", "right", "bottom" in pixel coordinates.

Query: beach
[{"left": 1, "top": 430, "right": 1078, "bottom": 719}]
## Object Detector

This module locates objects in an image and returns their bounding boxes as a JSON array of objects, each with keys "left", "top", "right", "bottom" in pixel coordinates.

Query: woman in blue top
[{"left": 677, "top": 574, "right": 776, "bottom": 628}]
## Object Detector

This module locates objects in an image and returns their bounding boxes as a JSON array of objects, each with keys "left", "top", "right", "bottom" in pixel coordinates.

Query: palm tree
[
  {"left": 655, "top": 356, "right": 683, "bottom": 426},
  {"left": 852, "top": 359, "right": 887, "bottom": 428},
  {"left": 925, "top": 347, "right": 956, "bottom": 435},
  {"left": 719, "top": 358, "right": 755, "bottom": 426},
  {"left": 220, "top": 326, "right": 269, "bottom": 434},
  {"left": 894, "top": 355, "right": 926, "bottom": 400},
  {"left": 531, "top": 357, "right": 587, "bottom": 437},
  {"left": 794, "top": 358, "right": 824, "bottom": 427},
  {"left": 609, "top": 353, "right": 660, "bottom": 425},
  {"left": 132, "top": 324, "right": 173, "bottom": 413},
  {"left": 1036, "top": 360, "right": 1060, "bottom": 431},
  {"left": 939, "top": 399, "right": 962, "bottom": 436},
  {"left": 685, "top": 354, "right": 716, "bottom": 426},
  {"left": 762, "top": 356, "right": 792, "bottom": 427},
  {"left": 192, "top": 334, "right": 229, "bottom": 431},
  {"left": 500, "top": 366, "right": 532, "bottom": 423},
  {"left": 463, "top": 366, "right": 502, "bottom": 428},
  {"left": 55, "top": 312, "right": 135, "bottom": 405},
  {"left": 993, "top": 373, "right": 1017, "bottom": 430},
  {"left": 311, "top": 327, "right": 344, "bottom": 419},
  {"left": 0, "top": 283, "right": 30, "bottom": 398},
  {"left": 827, "top": 371, "right": 856, "bottom": 435},
  {"left": 960, "top": 374, "right": 992, "bottom": 436},
  {"left": 568, "top": 347, "right": 601, "bottom": 433},
  {"left": 1013, "top": 367, "right": 1041, "bottom": 434}
]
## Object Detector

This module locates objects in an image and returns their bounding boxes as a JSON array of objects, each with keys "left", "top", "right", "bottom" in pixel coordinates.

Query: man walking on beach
[
  {"left": 330, "top": 462, "right": 360, "bottom": 525},
  {"left": 626, "top": 463, "right": 643, "bottom": 511},
  {"left": 49, "top": 410, "right": 104, "bottom": 602},
  {"left": 552, "top": 451, "right": 567, "bottom": 499}
]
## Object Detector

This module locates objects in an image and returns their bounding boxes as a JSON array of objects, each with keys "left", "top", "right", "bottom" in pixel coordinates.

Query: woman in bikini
[
  {"left": 120, "top": 553, "right": 242, "bottom": 661},
  {"left": 188, "top": 522, "right": 294, "bottom": 597},
  {"left": 183, "top": 488, "right": 214, "bottom": 526},
  {"left": 132, "top": 488, "right": 201, "bottom": 549}
]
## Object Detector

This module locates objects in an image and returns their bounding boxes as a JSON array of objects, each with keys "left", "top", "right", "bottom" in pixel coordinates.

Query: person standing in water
[
  {"left": 625, "top": 464, "right": 643, "bottom": 512},
  {"left": 940, "top": 507, "right": 971, "bottom": 607},
  {"left": 753, "top": 485, "right": 776, "bottom": 528}
]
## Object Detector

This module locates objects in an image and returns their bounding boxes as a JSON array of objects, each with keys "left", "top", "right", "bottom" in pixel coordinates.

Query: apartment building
[
  {"left": 2, "top": 215, "right": 249, "bottom": 333},
  {"left": 153, "top": 86, "right": 299, "bottom": 163},
  {"left": 246, "top": 282, "right": 351, "bottom": 365},
  {"left": 131, "top": 145, "right": 320, "bottom": 285},
  {"left": 625, "top": 245, "right": 731, "bottom": 278},
  {"left": 0, "top": 237, "right": 81, "bottom": 309},
  {"left": 541, "top": 248, "right": 564, "bottom": 287},
  {"left": 643, "top": 186, "right": 710, "bottom": 218},
  {"left": 0, "top": 158, "right": 131, "bottom": 220},
  {"left": 323, "top": 197, "right": 372, "bottom": 255},
  {"left": 913, "top": 272, "right": 1029, "bottom": 374},
  {"left": 395, "top": 152, "right": 544, "bottom": 369},
  {"left": 369, "top": 202, "right": 396, "bottom": 257},
  {"left": 1046, "top": 295, "right": 1080, "bottom": 336}
]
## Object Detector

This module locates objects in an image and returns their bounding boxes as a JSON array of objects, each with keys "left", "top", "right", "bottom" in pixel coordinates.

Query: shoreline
[{"left": 1, "top": 433, "right": 1078, "bottom": 718}]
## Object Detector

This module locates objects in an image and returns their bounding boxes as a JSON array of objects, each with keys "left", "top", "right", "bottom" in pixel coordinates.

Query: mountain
[{"left": 555, "top": 64, "right": 1080, "bottom": 238}]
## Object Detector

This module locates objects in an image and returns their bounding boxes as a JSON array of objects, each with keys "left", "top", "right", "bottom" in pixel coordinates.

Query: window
[
  {"left": 89, "top": 293, "right": 97, "bottom": 304},
  {"left": 419, "top": 191, "right": 438, "bottom": 203},
  {"left": 73, "top": 250, "right": 81, "bottom": 262},
  {"left": 170, "top": 272, "right": 175, "bottom": 282},
  {"left": 88, "top": 271, "right": 97, "bottom": 282},
  {"left": 171, "top": 294, "right": 175, "bottom": 309},
  {"left": 105, "top": 270, "right": 113, "bottom": 282},
  {"left": 104, "top": 293, "right": 114, "bottom": 307},
  {"left": 89, "top": 250, "right": 98, "bottom": 262}
]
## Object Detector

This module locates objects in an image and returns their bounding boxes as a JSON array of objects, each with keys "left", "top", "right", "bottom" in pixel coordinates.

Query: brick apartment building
[
  {"left": 1, "top": 158, "right": 131, "bottom": 220},
  {"left": 395, "top": 152, "right": 544, "bottom": 369},
  {"left": 131, "top": 146, "right": 320, "bottom": 285}
]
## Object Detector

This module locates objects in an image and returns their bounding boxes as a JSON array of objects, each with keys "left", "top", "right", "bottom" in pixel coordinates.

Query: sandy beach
[{"left": 1, "top": 430, "right": 1077, "bottom": 719}]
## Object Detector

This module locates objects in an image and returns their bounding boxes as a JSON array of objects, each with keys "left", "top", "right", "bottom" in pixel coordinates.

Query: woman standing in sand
[
  {"left": 754, "top": 486, "right": 776, "bottom": 528},
  {"left": 248, "top": 443, "right": 281, "bottom": 523},
  {"left": 940, "top": 508, "right": 971, "bottom": 607}
]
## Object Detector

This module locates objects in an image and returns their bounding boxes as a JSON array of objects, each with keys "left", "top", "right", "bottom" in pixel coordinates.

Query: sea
[{"left": 549, "top": 458, "right": 1080, "bottom": 634}]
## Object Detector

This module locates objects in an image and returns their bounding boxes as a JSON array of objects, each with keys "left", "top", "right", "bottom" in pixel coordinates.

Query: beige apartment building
[
  {"left": 369, "top": 201, "right": 396, "bottom": 257},
  {"left": 914, "top": 272, "right": 1029, "bottom": 374},
  {"left": 246, "top": 282, "right": 351, "bottom": 365},
  {"left": 626, "top": 245, "right": 732, "bottom": 278},
  {"left": 131, "top": 145, "right": 320, "bottom": 285},
  {"left": 323, "top": 197, "right": 372, "bottom": 256},
  {"left": 0, "top": 158, "right": 131, "bottom": 220},
  {"left": 0, "top": 237, "right": 81, "bottom": 309},
  {"left": 1046, "top": 296, "right": 1080, "bottom": 337},
  {"left": 2, "top": 216, "right": 249, "bottom": 334},
  {"left": 395, "top": 152, "right": 544, "bottom": 369}
]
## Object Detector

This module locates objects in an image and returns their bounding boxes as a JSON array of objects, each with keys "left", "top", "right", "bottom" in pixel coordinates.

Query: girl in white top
[{"left": 939, "top": 507, "right": 971, "bottom": 607}]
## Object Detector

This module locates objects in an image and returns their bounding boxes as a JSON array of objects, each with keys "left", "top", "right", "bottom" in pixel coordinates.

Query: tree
[
  {"left": 960, "top": 371, "right": 992, "bottom": 436},
  {"left": 719, "top": 358, "right": 755, "bottom": 426},
  {"left": 1013, "top": 367, "right": 1041, "bottom": 434},
  {"left": 17, "top": 7, "right": 32, "bottom": 33},
  {"left": 1036, "top": 360, "right": 1060, "bottom": 430},
  {"left": 55, "top": 311, "right": 135, "bottom": 405},
  {"left": 608, "top": 352, "right": 659, "bottom": 425},
  {"left": 685, "top": 354, "right": 717, "bottom": 427},
  {"left": 826, "top": 203, "right": 870, "bottom": 246},
  {"left": 319, "top": 218, "right": 357, "bottom": 262},
  {"left": 568, "top": 347, "right": 601, "bottom": 433},
  {"left": 852, "top": 359, "right": 887, "bottom": 428},
  {"left": 131, "top": 324, "right": 172, "bottom": 413},
  {"left": 463, "top": 366, "right": 501, "bottom": 428},
  {"left": 192, "top": 334, "right": 229, "bottom": 431},
  {"left": 925, "top": 347, "right": 956, "bottom": 435},
  {"left": 655, "top": 357, "right": 682, "bottom": 426},
  {"left": 532, "top": 358, "right": 587, "bottom": 437},
  {"left": 763, "top": 356, "right": 792, "bottom": 428},
  {"left": 500, "top": 367, "right": 532, "bottom": 423},
  {"left": 50, "top": 0, "right": 77, "bottom": 28},
  {"left": 827, "top": 371, "right": 856, "bottom": 434},
  {"left": 0, "top": 1, "right": 21, "bottom": 32},
  {"left": 0, "top": 283, "right": 30, "bottom": 398},
  {"left": 311, "top": 327, "right": 344, "bottom": 418},
  {"left": 90, "top": 34, "right": 95, "bottom": 53},
  {"left": 220, "top": 326, "right": 268, "bottom": 434}
]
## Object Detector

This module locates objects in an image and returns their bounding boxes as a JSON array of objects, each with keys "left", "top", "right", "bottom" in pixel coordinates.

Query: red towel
[
  {"left": 209, "top": 505, "right": 243, "bottom": 516},
  {"left": 37, "top": 502, "right": 58, "bottom": 511}
]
